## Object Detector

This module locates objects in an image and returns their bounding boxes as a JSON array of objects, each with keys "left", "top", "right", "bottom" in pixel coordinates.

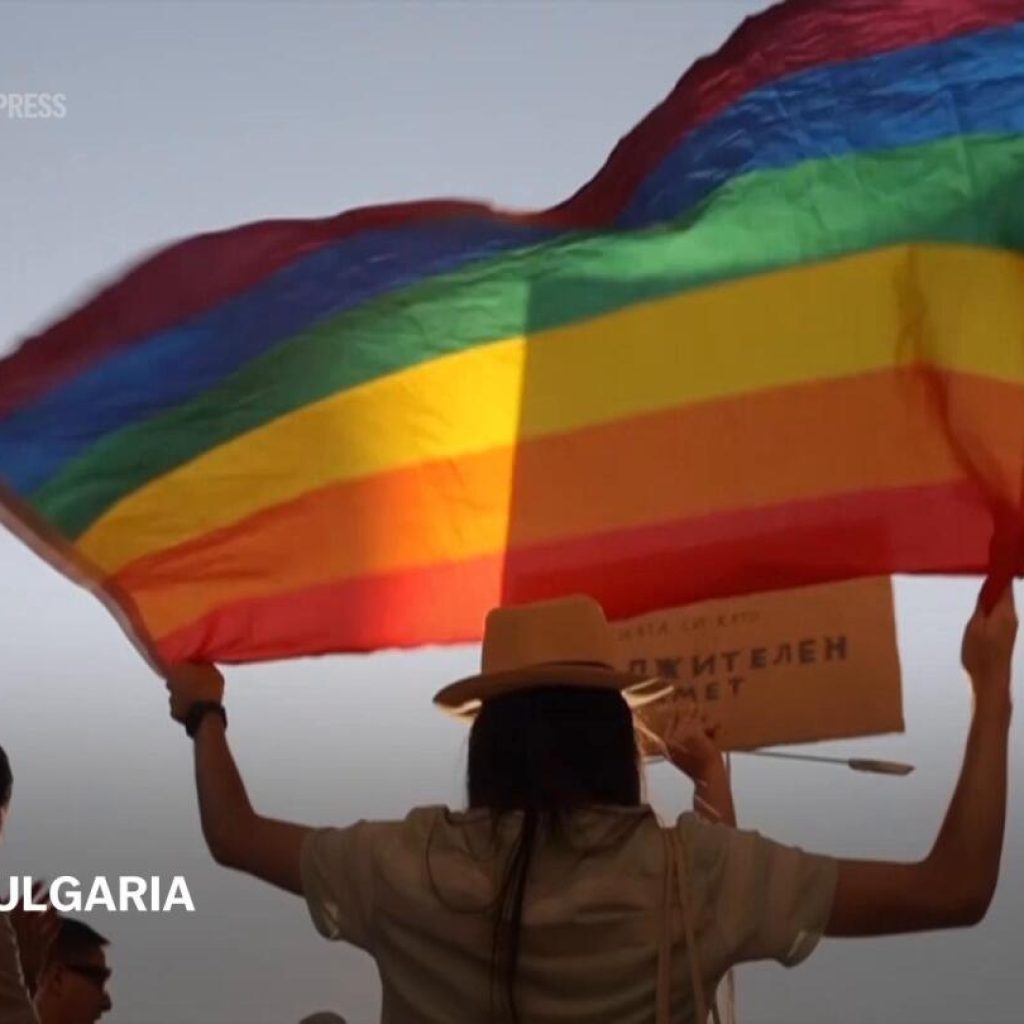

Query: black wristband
[{"left": 184, "top": 700, "right": 227, "bottom": 739}]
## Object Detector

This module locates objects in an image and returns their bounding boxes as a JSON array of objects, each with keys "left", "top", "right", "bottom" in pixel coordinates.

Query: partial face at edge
[{"left": 40, "top": 945, "right": 112, "bottom": 1024}]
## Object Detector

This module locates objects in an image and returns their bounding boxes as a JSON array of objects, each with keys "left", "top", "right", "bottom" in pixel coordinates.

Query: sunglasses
[{"left": 62, "top": 962, "right": 111, "bottom": 987}]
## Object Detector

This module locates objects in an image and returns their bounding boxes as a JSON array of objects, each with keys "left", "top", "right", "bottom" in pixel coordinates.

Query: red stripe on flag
[{"left": 153, "top": 478, "right": 993, "bottom": 664}]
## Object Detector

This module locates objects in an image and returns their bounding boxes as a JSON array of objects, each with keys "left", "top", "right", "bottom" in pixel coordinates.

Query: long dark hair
[
  {"left": 467, "top": 686, "right": 641, "bottom": 1021},
  {"left": 0, "top": 744, "right": 11, "bottom": 809}
]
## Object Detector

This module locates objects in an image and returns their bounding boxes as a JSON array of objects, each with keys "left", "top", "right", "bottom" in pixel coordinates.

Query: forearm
[
  {"left": 692, "top": 758, "right": 737, "bottom": 827},
  {"left": 828, "top": 690, "right": 1013, "bottom": 937},
  {"left": 926, "top": 691, "right": 1012, "bottom": 916},
  {"left": 192, "top": 716, "right": 257, "bottom": 864},
  {"left": 828, "top": 588, "right": 1016, "bottom": 938}
]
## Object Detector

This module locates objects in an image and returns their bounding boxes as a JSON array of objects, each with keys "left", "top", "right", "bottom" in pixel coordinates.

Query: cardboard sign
[{"left": 616, "top": 577, "right": 903, "bottom": 753}]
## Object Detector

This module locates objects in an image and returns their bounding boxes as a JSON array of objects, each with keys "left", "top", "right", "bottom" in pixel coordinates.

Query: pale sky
[{"left": 1, "top": 2, "right": 1021, "bottom": 1022}]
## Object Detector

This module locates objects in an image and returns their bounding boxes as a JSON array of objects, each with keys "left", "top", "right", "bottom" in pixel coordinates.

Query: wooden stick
[{"left": 743, "top": 750, "right": 914, "bottom": 775}]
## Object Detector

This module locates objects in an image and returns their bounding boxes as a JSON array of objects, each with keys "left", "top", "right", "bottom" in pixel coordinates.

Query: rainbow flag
[{"left": 3, "top": 0, "right": 1024, "bottom": 665}]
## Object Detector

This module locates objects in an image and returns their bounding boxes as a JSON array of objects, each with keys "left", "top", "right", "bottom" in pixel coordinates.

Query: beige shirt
[{"left": 301, "top": 805, "right": 836, "bottom": 1024}]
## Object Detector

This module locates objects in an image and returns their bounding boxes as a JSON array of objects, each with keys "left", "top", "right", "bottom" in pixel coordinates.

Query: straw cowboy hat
[{"left": 433, "top": 594, "right": 674, "bottom": 719}]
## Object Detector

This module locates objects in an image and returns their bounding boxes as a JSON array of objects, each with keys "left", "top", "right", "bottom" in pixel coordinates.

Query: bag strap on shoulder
[{"left": 656, "top": 824, "right": 719, "bottom": 1024}]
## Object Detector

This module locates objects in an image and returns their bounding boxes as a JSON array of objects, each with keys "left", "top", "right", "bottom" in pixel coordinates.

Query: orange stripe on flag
[{"left": 119, "top": 367, "right": 1024, "bottom": 642}]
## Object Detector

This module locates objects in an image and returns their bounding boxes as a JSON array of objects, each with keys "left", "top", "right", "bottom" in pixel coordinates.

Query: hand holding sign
[
  {"left": 652, "top": 700, "right": 723, "bottom": 779},
  {"left": 621, "top": 578, "right": 904, "bottom": 754}
]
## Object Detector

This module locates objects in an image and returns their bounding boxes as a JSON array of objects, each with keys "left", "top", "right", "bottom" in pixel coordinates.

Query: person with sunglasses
[{"left": 34, "top": 918, "right": 111, "bottom": 1024}]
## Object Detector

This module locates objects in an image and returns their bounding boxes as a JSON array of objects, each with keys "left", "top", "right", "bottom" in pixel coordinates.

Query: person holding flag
[{"left": 165, "top": 582, "right": 1015, "bottom": 1023}]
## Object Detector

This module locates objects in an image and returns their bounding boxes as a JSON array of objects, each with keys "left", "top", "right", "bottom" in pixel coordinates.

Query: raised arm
[
  {"left": 166, "top": 664, "right": 310, "bottom": 895},
  {"left": 826, "top": 584, "right": 1016, "bottom": 936},
  {"left": 662, "top": 703, "right": 737, "bottom": 826}
]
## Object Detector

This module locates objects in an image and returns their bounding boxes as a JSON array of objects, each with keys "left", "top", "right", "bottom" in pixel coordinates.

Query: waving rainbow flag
[{"left": 3, "top": 0, "right": 1024, "bottom": 665}]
